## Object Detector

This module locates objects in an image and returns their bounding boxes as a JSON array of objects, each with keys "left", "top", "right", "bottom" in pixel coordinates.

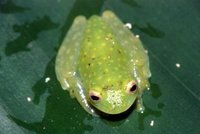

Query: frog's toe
[
  {"left": 136, "top": 98, "right": 145, "bottom": 113},
  {"left": 102, "top": 10, "right": 116, "bottom": 18},
  {"left": 74, "top": 16, "right": 87, "bottom": 24}
]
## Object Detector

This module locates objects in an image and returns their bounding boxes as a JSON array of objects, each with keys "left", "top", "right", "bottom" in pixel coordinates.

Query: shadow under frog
[
  {"left": 8, "top": 57, "right": 93, "bottom": 134},
  {"left": 138, "top": 82, "right": 165, "bottom": 130},
  {"left": 0, "top": 0, "right": 30, "bottom": 14},
  {"left": 5, "top": 15, "right": 58, "bottom": 56}
]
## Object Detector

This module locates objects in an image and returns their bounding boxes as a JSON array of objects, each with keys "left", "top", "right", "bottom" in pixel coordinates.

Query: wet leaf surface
[{"left": 0, "top": 0, "right": 200, "bottom": 134}]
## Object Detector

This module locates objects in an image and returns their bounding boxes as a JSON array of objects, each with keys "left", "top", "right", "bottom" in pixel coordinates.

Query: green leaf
[{"left": 0, "top": 0, "right": 200, "bottom": 134}]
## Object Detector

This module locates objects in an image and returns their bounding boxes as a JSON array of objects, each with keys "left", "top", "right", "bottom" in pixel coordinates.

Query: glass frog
[{"left": 55, "top": 10, "right": 151, "bottom": 116}]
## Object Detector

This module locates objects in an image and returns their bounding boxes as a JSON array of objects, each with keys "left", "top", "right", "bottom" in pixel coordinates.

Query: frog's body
[{"left": 55, "top": 11, "right": 151, "bottom": 115}]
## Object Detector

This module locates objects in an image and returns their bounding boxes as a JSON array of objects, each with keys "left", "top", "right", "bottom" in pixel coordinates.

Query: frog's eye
[
  {"left": 89, "top": 91, "right": 101, "bottom": 101},
  {"left": 127, "top": 80, "right": 137, "bottom": 93},
  {"left": 90, "top": 95, "right": 100, "bottom": 101}
]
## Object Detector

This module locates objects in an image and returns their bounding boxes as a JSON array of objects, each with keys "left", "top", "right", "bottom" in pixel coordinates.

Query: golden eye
[{"left": 127, "top": 80, "right": 137, "bottom": 93}]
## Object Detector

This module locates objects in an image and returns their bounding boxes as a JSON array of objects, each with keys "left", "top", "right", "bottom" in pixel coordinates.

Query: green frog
[{"left": 55, "top": 10, "right": 151, "bottom": 115}]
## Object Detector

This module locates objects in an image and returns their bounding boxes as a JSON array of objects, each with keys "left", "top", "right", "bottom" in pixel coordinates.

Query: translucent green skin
[{"left": 55, "top": 11, "right": 151, "bottom": 115}]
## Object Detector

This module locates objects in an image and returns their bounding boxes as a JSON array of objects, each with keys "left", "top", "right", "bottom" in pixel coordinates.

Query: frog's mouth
[
  {"left": 89, "top": 98, "right": 137, "bottom": 120},
  {"left": 88, "top": 90, "right": 138, "bottom": 115},
  {"left": 88, "top": 80, "right": 139, "bottom": 115}
]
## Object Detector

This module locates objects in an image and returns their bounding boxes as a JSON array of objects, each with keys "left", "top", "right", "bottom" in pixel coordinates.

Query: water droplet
[
  {"left": 27, "top": 97, "right": 32, "bottom": 102},
  {"left": 135, "top": 35, "right": 140, "bottom": 38},
  {"left": 124, "top": 23, "right": 132, "bottom": 29},
  {"left": 150, "top": 120, "right": 154, "bottom": 126},
  {"left": 175, "top": 63, "right": 181, "bottom": 68},
  {"left": 45, "top": 77, "right": 51, "bottom": 83}
]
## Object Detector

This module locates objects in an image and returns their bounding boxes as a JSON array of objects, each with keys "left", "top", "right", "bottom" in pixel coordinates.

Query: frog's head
[{"left": 87, "top": 79, "right": 139, "bottom": 115}]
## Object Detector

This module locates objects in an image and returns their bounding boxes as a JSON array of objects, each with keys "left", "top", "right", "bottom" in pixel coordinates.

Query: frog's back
[{"left": 78, "top": 16, "right": 130, "bottom": 89}]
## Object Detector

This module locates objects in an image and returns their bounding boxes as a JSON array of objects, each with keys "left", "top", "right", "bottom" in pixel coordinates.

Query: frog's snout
[{"left": 106, "top": 90, "right": 124, "bottom": 108}]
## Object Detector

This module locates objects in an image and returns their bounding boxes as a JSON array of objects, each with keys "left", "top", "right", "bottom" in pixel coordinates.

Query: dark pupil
[
  {"left": 90, "top": 95, "right": 100, "bottom": 101},
  {"left": 130, "top": 84, "right": 137, "bottom": 92}
]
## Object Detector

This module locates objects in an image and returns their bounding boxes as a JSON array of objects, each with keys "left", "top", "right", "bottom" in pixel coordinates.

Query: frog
[{"left": 55, "top": 10, "right": 151, "bottom": 116}]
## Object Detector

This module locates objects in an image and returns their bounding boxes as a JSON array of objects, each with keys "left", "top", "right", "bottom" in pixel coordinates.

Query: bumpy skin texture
[{"left": 55, "top": 11, "right": 151, "bottom": 115}]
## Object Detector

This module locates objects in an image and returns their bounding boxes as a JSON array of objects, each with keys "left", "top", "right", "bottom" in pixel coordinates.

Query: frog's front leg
[
  {"left": 133, "top": 65, "right": 150, "bottom": 112},
  {"left": 55, "top": 16, "right": 86, "bottom": 92},
  {"left": 55, "top": 16, "right": 97, "bottom": 116},
  {"left": 71, "top": 77, "right": 97, "bottom": 116}
]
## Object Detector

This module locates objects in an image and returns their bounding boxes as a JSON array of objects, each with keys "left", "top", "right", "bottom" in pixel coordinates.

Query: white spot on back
[
  {"left": 75, "top": 42, "right": 79, "bottom": 46},
  {"left": 69, "top": 56, "right": 74, "bottom": 60},
  {"left": 131, "top": 59, "right": 134, "bottom": 62}
]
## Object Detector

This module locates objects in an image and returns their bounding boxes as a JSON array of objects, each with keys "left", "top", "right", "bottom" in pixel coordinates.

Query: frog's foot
[
  {"left": 72, "top": 80, "right": 99, "bottom": 116},
  {"left": 102, "top": 10, "right": 115, "bottom": 18},
  {"left": 136, "top": 98, "right": 145, "bottom": 113},
  {"left": 79, "top": 98, "right": 99, "bottom": 116},
  {"left": 78, "top": 97, "right": 99, "bottom": 117}
]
